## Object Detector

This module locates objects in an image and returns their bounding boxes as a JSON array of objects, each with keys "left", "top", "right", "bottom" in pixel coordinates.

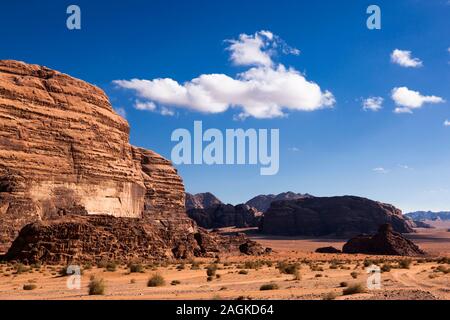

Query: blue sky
[{"left": 1, "top": 0, "right": 449, "bottom": 212}]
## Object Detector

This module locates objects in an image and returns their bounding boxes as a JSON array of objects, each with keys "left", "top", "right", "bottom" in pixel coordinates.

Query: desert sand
[{"left": 0, "top": 224, "right": 448, "bottom": 300}]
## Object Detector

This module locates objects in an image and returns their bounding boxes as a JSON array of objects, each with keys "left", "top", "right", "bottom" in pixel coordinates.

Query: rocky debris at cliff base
[
  {"left": 342, "top": 224, "right": 425, "bottom": 256},
  {"left": 2, "top": 215, "right": 266, "bottom": 265}
]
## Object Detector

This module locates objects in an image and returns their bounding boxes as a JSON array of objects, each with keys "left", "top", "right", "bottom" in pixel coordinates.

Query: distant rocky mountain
[
  {"left": 187, "top": 204, "right": 262, "bottom": 229},
  {"left": 185, "top": 192, "right": 223, "bottom": 210},
  {"left": 261, "top": 196, "right": 414, "bottom": 237},
  {"left": 405, "top": 211, "right": 450, "bottom": 221},
  {"left": 245, "top": 192, "right": 313, "bottom": 212}
]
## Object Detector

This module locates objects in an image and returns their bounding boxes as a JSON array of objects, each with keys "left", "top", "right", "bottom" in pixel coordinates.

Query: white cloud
[
  {"left": 391, "top": 87, "right": 445, "bottom": 113},
  {"left": 444, "top": 120, "right": 450, "bottom": 126},
  {"left": 398, "top": 164, "right": 411, "bottom": 170},
  {"left": 390, "top": 49, "right": 423, "bottom": 68},
  {"left": 160, "top": 107, "right": 175, "bottom": 116},
  {"left": 113, "top": 107, "right": 126, "bottom": 118},
  {"left": 362, "top": 96, "right": 383, "bottom": 111},
  {"left": 135, "top": 101, "right": 156, "bottom": 111},
  {"left": 288, "top": 147, "right": 300, "bottom": 152},
  {"left": 373, "top": 167, "right": 388, "bottom": 174},
  {"left": 114, "top": 31, "right": 334, "bottom": 119}
]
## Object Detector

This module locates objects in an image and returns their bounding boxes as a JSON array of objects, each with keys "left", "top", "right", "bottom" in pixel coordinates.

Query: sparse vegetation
[
  {"left": 129, "top": 263, "right": 144, "bottom": 273},
  {"left": 147, "top": 273, "right": 166, "bottom": 287},
  {"left": 88, "top": 278, "right": 105, "bottom": 295},
  {"left": 260, "top": 283, "right": 279, "bottom": 291},
  {"left": 381, "top": 264, "right": 392, "bottom": 273},
  {"left": 277, "top": 261, "right": 299, "bottom": 275},
  {"left": 238, "top": 270, "right": 249, "bottom": 275},
  {"left": 323, "top": 291, "right": 338, "bottom": 300},
  {"left": 398, "top": 259, "right": 412, "bottom": 269},
  {"left": 171, "top": 280, "right": 181, "bottom": 286},
  {"left": 339, "top": 281, "right": 348, "bottom": 287},
  {"left": 343, "top": 283, "right": 366, "bottom": 295},
  {"left": 350, "top": 271, "right": 359, "bottom": 279},
  {"left": 23, "top": 284, "right": 37, "bottom": 291},
  {"left": 106, "top": 262, "right": 117, "bottom": 272},
  {"left": 206, "top": 264, "right": 218, "bottom": 277}
]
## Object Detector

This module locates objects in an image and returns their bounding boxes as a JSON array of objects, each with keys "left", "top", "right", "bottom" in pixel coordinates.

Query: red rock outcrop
[
  {"left": 260, "top": 196, "right": 414, "bottom": 237},
  {"left": 342, "top": 224, "right": 425, "bottom": 256},
  {"left": 246, "top": 192, "right": 312, "bottom": 213},
  {"left": 185, "top": 192, "right": 223, "bottom": 211},
  {"left": 0, "top": 60, "right": 263, "bottom": 261}
]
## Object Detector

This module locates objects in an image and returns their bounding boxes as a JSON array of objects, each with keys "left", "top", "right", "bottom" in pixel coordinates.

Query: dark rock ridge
[
  {"left": 342, "top": 224, "right": 425, "bottom": 256},
  {"left": 185, "top": 192, "right": 223, "bottom": 210},
  {"left": 405, "top": 211, "right": 450, "bottom": 221},
  {"left": 315, "top": 246, "right": 342, "bottom": 254},
  {"left": 261, "top": 196, "right": 414, "bottom": 237},
  {"left": 246, "top": 192, "right": 312, "bottom": 212},
  {"left": 187, "top": 204, "right": 262, "bottom": 229},
  {"left": 4, "top": 215, "right": 265, "bottom": 264},
  {"left": 0, "top": 60, "right": 263, "bottom": 262}
]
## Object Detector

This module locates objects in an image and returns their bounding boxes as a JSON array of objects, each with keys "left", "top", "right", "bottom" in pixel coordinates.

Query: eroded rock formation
[
  {"left": 260, "top": 196, "right": 414, "bottom": 237},
  {"left": 342, "top": 224, "right": 425, "bottom": 256},
  {"left": 246, "top": 192, "right": 312, "bottom": 213},
  {"left": 0, "top": 60, "right": 262, "bottom": 261},
  {"left": 185, "top": 192, "right": 223, "bottom": 210},
  {"left": 187, "top": 204, "right": 262, "bottom": 229}
]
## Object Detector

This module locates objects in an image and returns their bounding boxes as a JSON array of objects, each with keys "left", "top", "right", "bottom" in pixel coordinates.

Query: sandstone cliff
[
  {"left": 260, "top": 196, "right": 414, "bottom": 237},
  {"left": 185, "top": 192, "right": 223, "bottom": 211},
  {"left": 246, "top": 192, "right": 312, "bottom": 213},
  {"left": 0, "top": 60, "right": 262, "bottom": 261}
]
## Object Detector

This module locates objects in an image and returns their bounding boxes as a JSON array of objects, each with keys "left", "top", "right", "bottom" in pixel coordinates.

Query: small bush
[
  {"left": 176, "top": 263, "right": 186, "bottom": 271},
  {"left": 398, "top": 259, "right": 412, "bottom": 269},
  {"left": 147, "top": 273, "right": 165, "bottom": 287},
  {"left": 129, "top": 264, "right": 144, "bottom": 273},
  {"left": 323, "top": 292, "right": 338, "bottom": 300},
  {"left": 277, "top": 261, "right": 299, "bottom": 275},
  {"left": 23, "top": 284, "right": 37, "bottom": 291},
  {"left": 350, "top": 271, "right": 359, "bottom": 279},
  {"left": 339, "top": 281, "right": 348, "bottom": 287},
  {"left": 381, "top": 264, "right": 392, "bottom": 273},
  {"left": 207, "top": 276, "right": 213, "bottom": 282},
  {"left": 171, "top": 280, "right": 181, "bottom": 286},
  {"left": 260, "top": 283, "right": 279, "bottom": 291},
  {"left": 190, "top": 261, "right": 201, "bottom": 270},
  {"left": 15, "top": 263, "right": 30, "bottom": 274},
  {"left": 238, "top": 270, "right": 249, "bottom": 275},
  {"left": 206, "top": 264, "right": 217, "bottom": 277},
  {"left": 105, "top": 262, "right": 117, "bottom": 272},
  {"left": 88, "top": 278, "right": 105, "bottom": 295},
  {"left": 343, "top": 283, "right": 366, "bottom": 295},
  {"left": 315, "top": 273, "right": 323, "bottom": 278}
]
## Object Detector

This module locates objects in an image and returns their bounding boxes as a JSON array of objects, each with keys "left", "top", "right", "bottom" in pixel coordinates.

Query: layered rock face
[
  {"left": 187, "top": 204, "right": 262, "bottom": 229},
  {"left": 246, "top": 192, "right": 312, "bottom": 213},
  {"left": 261, "top": 196, "right": 414, "bottom": 237},
  {"left": 0, "top": 60, "right": 262, "bottom": 261},
  {"left": 185, "top": 192, "right": 223, "bottom": 210},
  {"left": 342, "top": 224, "right": 425, "bottom": 256}
]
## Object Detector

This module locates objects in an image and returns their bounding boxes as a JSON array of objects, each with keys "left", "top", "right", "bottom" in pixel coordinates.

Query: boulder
[
  {"left": 260, "top": 196, "right": 414, "bottom": 237},
  {"left": 315, "top": 246, "right": 342, "bottom": 254},
  {"left": 342, "top": 224, "right": 425, "bottom": 256}
]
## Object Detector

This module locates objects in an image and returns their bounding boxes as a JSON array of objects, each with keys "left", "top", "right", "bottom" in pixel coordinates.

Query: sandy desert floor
[{"left": 0, "top": 223, "right": 448, "bottom": 300}]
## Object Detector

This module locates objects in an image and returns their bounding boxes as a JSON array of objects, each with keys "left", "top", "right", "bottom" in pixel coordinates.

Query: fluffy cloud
[
  {"left": 114, "top": 31, "right": 333, "bottom": 119},
  {"left": 444, "top": 120, "right": 450, "bottom": 127},
  {"left": 362, "top": 96, "right": 383, "bottom": 111},
  {"left": 391, "top": 87, "right": 445, "bottom": 113},
  {"left": 373, "top": 167, "right": 388, "bottom": 174},
  {"left": 390, "top": 49, "right": 423, "bottom": 68}
]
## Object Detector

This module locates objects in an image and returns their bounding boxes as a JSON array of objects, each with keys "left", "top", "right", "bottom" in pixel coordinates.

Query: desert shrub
[
  {"left": 244, "top": 261, "right": 262, "bottom": 269},
  {"left": 339, "top": 281, "right": 348, "bottom": 287},
  {"left": 130, "top": 279, "right": 136, "bottom": 284},
  {"left": 216, "top": 274, "right": 221, "bottom": 279},
  {"left": 105, "top": 262, "right": 117, "bottom": 272},
  {"left": 398, "top": 259, "right": 412, "bottom": 269},
  {"left": 381, "top": 264, "right": 392, "bottom": 273},
  {"left": 129, "top": 263, "right": 144, "bottom": 273},
  {"left": 323, "top": 292, "right": 338, "bottom": 300},
  {"left": 207, "top": 276, "right": 213, "bottom": 282},
  {"left": 363, "top": 260, "right": 374, "bottom": 268},
  {"left": 206, "top": 264, "right": 217, "bottom": 277},
  {"left": 343, "top": 283, "right": 366, "bottom": 295},
  {"left": 238, "top": 270, "right": 249, "bottom": 275},
  {"left": 436, "top": 265, "right": 450, "bottom": 274},
  {"left": 30, "top": 263, "right": 42, "bottom": 269},
  {"left": 350, "top": 271, "right": 359, "bottom": 279},
  {"left": 260, "top": 283, "right": 279, "bottom": 291},
  {"left": 310, "top": 264, "right": 324, "bottom": 272},
  {"left": 23, "top": 284, "right": 37, "bottom": 291},
  {"left": 176, "top": 263, "right": 186, "bottom": 271},
  {"left": 15, "top": 263, "right": 30, "bottom": 274},
  {"left": 88, "top": 278, "right": 105, "bottom": 295},
  {"left": 315, "top": 273, "right": 323, "bottom": 277},
  {"left": 277, "top": 261, "right": 299, "bottom": 275},
  {"left": 293, "top": 269, "right": 302, "bottom": 281},
  {"left": 171, "top": 280, "right": 181, "bottom": 285},
  {"left": 147, "top": 273, "right": 165, "bottom": 287},
  {"left": 96, "top": 259, "right": 108, "bottom": 268},
  {"left": 83, "top": 262, "right": 93, "bottom": 270}
]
